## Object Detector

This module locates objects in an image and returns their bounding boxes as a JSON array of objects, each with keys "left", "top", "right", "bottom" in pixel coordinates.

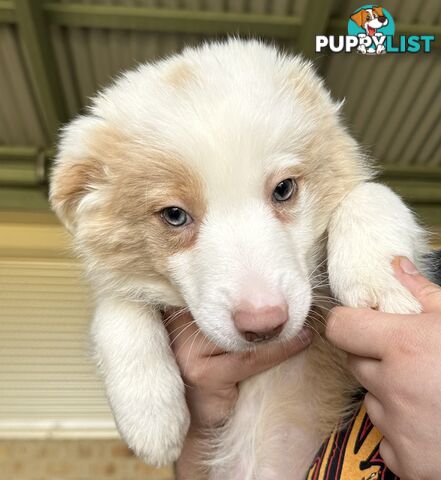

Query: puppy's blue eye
[
  {"left": 161, "top": 207, "right": 191, "bottom": 227},
  {"left": 272, "top": 179, "right": 297, "bottom": 202}
]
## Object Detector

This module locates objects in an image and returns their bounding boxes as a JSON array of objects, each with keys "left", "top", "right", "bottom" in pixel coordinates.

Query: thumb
[{"left": 392, "top": 256, "right": 441, "bottom": 313}]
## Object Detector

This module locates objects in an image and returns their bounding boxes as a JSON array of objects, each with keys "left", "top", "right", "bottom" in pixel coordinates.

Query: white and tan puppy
[{"left": 50, "top": 39, "right": 427, "bottom": 479}]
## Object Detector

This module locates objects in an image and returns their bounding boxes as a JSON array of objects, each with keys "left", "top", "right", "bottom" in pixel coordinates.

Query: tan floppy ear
[
  {"left": 50, "top": 157, "right": 104, "bottom": 233},
  {"left": 49, "top": 116, "right": 107, "bottom": 233},
  {"left": 350, "top": 10, "right": 366, "bottom": 27},
  {"left": 373, "top": 7, "right": 384, "bottom": 17}
]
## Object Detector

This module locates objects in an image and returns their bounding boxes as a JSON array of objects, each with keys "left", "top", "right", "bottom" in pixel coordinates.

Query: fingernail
[{"left": 399, "top": 257, "right": 419, "bottom": 275}]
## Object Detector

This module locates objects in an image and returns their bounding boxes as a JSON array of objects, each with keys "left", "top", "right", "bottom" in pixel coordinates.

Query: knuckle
[
  {"left": 390, "top": 324, "right": 420, "bottom": 358},
  {"left": 379, "top": 440, "right": 395, "bottom": 468},
  {"left": 183, "top": 364, "right": 206, "bottom": 386},
  {"left": 363, "top": 393, "right": 382, "bottom": 428},
  {"left": 418, "top": 283, "right": 441, "bottom": 303}
]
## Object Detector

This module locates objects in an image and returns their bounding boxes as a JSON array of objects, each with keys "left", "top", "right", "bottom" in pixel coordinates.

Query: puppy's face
[
  {"left": 51, "top": 41, "right": 368, "bottom": 351},
  {"left": 350, "top": 7, "right": 388, "bottom": 34}
]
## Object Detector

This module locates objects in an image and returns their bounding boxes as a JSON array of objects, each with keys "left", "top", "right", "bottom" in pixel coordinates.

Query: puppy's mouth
[{"left": 367, "top": 25, "right": 376, "bottom": 36}]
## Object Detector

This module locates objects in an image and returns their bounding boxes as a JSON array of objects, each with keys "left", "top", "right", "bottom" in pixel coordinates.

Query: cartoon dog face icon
[
  {"left": 350, "top": 7, "right": 388, "bottom": 36},
  {"left": 350, "top": 6, "right": 389, "bottom": 54}
]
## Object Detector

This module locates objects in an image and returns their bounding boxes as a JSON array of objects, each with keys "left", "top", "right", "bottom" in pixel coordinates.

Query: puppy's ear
[
  {"left": 50, "top": 116, "right": 107, "bottom": 233},
  {"left": 350, "top": 10, "right": 366, "bottom": 27},
  {"left": 373, "top": 7, "right": 384, "bottom": 17}
]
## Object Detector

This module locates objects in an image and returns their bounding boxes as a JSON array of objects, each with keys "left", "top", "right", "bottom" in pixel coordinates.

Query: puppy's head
[
  {"left": 350, "top": 7, "right": 388, "bottom": 34},
  {"left": 51, "top": 40, "right": 370, "bottom": 351}
]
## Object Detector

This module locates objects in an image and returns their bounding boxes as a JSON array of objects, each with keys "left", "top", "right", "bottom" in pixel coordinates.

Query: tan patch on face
[
  {"left": 164, "top": 61, "right": 197, "bottom": 89},
  {"left": 52, "top": 124, "right": 206, "bottom": 280}
]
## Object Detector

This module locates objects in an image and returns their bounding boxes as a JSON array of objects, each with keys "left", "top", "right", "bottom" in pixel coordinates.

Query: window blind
[{"left": 0, "top": 258, "right": 117, "bottom": 438}]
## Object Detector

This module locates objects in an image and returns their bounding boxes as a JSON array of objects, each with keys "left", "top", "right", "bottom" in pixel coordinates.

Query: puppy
[
  {"left": 350, "top": 7, "right": 389, "bottom": 54},
  {"left": 50, "top": 39, "right": 427, "bottom": 479}
]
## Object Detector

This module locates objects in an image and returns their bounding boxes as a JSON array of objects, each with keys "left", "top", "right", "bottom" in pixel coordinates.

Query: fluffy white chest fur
[{"left": 50, "top": 39, "right": 427, "bottom": 479}]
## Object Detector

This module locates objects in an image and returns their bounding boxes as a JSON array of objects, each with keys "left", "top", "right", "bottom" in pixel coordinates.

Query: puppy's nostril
[
  {"left": 243, "top": 324, "right": 284, "bottom": 343},
  {"left": 233, "top": 303, "right": 288, "bottom": 343},
  {"left": 378, "top": 15, "right": 387, "bottom": 23}
]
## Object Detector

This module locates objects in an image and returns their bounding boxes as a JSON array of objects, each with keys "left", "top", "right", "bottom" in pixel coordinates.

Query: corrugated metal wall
[
  {"left": 326, "top": 53, "right": 441, "bottom": 167},
  {"left": 0, "top": 24, "right": 47, "bottom": 145},
  {"left": 333, "top": 0, "right": 441, "bottom": 24},
  {"left": 58, "top": 0, "right": 307, "bottom": 16},
  {"left": 0, "top": 0, "right": 439, "bottom": 167}
]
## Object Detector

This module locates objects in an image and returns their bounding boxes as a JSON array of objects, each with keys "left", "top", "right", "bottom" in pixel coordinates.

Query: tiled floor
[{"left": 0, "top": 439, "right": 174, "bottom": 480}]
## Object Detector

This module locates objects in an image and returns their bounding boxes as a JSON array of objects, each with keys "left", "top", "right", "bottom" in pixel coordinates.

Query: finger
[
  {"left": 224, "top": 327, "right": 313, "bottom": 383},
  {"left": 347, "top": 355, "right": 382, "bottom": 397},
  {"left": 164, "top": 309, "right": 223, "bottom": 357},
  {"left": 393, "top": 256, "right": 441, "bottom": 313},
  {"left": 379, "top": 437, "right": 401, "bottom": 477},
  {"left": 364, "top": 392, "right": 386, "bottom": 434},
  {"left": 326, "top": 307, "right": 399, "bottom": 359}
]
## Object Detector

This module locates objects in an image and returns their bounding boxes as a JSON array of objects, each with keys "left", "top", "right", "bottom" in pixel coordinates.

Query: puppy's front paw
[
  {"left": 327, "top": 182, "right": 428, "bottom": 315},
  {"left": 93, "top": 299, "right": 191, "bottom": 466},
  {"left": 124, "top": 402, "right": 189, "bottom": 466},
  {"left": 112, "top": 369, "right": 190, "bottom": 466},
  {"left": 330, "top": 262, "right": 421, "bottom": 314}
]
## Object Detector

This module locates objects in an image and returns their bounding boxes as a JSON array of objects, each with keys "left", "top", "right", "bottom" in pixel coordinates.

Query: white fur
[
  {"left": 91, "top": 298, "right": 189, "bottom": 465},
  {"left": 168, "top": 201, "right": 313, "bottom": 352},
  {"left": 50, "top": 39, "right": 429, "bottom": 479},
  {"left": 328, "top": 183, "right": 426, "bottom": 314}
]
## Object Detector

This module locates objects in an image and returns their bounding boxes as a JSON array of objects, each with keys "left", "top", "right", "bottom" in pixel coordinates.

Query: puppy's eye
[
  {"left": 161, "top": 207, "right": 192, "bottom": 227},
  {"left": 272, "top": 179, "right": 297, "bottom": 202}
]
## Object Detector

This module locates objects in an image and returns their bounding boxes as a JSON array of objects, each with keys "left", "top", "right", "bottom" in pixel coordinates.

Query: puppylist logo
[{"left": 316, "top": 4, "right": 435, "bottom": 55}]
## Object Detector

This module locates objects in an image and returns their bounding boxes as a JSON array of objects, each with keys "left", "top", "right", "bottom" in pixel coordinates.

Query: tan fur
[
  {"left": 51, "top": 125, "right": 206, "bottom": 293},
  {"left": 164, "top": 61, "right": 197, "bottom": 89},
  {"left": 350, "top": 10, "right": 368, "bottom": 27},
  {"left": 350, "top": 7, "right": 384, "bottom": 27},
  {"left": 50, "top": 156, "right": 105, "bottom": 233},
  {"left": 374, "top": 7, "right": 384, "bottom": 17}
]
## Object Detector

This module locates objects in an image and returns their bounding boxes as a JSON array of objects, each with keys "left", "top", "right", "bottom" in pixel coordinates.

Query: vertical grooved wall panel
[{"left": 0, "top": 259, "right": 117, "bottom": 437}]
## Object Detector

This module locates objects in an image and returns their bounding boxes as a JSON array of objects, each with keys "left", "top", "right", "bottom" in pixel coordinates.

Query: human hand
[
  {"left": 327, "top": 256, "right": 441, "bottom": 480},
  {"left": 164, "top": 308, "right": 313, "bottom": 431}
]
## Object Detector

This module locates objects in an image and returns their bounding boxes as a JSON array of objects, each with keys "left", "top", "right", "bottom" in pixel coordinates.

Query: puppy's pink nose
[{"left": 233, "top": 304, "right": 288, "bottom": 343}]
